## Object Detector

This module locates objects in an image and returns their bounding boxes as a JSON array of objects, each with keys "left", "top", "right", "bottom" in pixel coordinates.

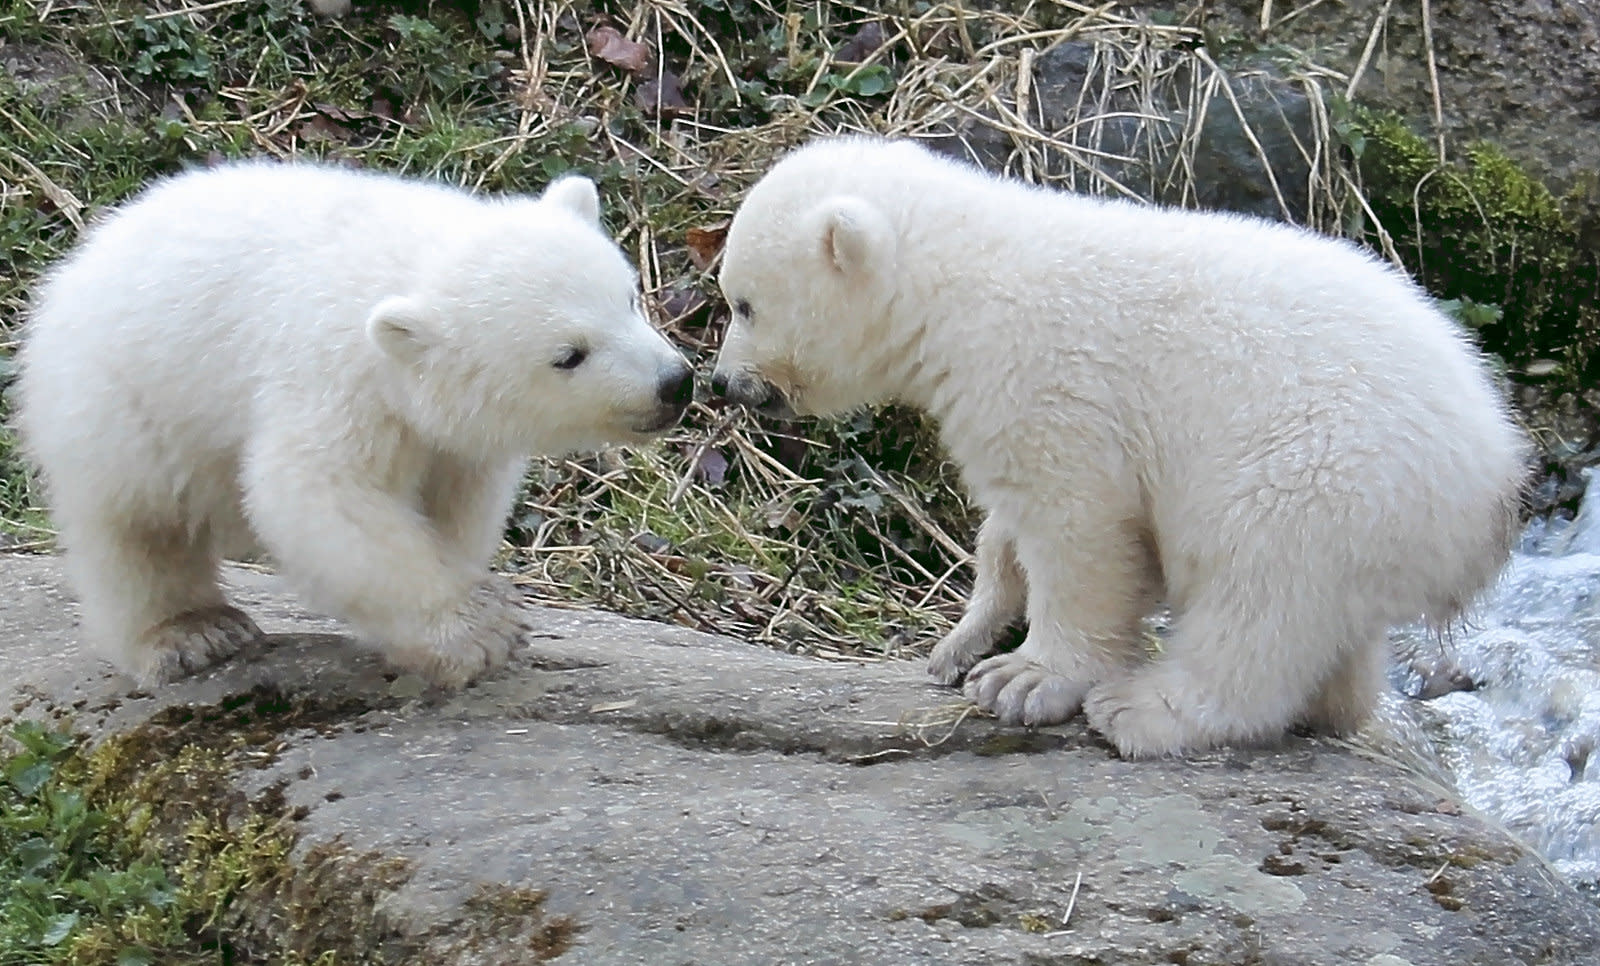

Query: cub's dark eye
[
  {"left": 553, "top": 346, "right": 588, "bottom": 370},
  {"left": 735, "top": 298, "right": 752, "bottom": 319}
]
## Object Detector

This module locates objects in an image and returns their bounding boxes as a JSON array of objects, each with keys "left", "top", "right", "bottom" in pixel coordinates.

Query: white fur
[
  {"left": 712, "top": 137, "right": 1529, "bottom": 757},
  {"left": 16, "top": 161, "right": 692, "bottom": 688}
]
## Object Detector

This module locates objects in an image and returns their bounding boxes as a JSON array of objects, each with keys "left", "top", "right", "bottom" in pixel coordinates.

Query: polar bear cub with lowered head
[
  {"left": 17, "top": 162, "right": 693, "bottom": 688},
  {"left": 711, "top": 137, "right": 1528, "bottom": 757}
]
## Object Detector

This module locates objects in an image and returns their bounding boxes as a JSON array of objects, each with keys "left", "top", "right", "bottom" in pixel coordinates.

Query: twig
[
  {"left": 103, "top": 0, "right": 251, "bottom": 27},
  {"left": 1064, "top": 869, "right": 1083, "bottom": 925},
  {"left": 1195, "top": 49, "right": 1294, "bottom": 221},
  {"left": 0, "top": 147, "right": 84, "bottom": 230},
  {"left": 1419, "top": 0, "right": 1446, "bottom": 160},
  {"left": 1041, "top": 869, "right": 1085, "bottom": 936},
  {"left": 1424, "top": 858, "right": 1451, "bottom": 885},
  {"left": 1344, "top": 0, "right": 1395, "bottom": 101}
]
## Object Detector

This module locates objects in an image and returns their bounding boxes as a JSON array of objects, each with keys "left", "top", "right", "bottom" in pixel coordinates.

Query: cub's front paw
[
  {"left": 131, "top": 605, "right": 264, "bottom": 684},
  {"left": 963, "top": 652, "right": 1089, "bottom": 726},
  {"left": 927, "top": 628, "right": 990, "bottom": 686},
  {"left": 389, "top": 576, "right": 529, "bottom": 688}
]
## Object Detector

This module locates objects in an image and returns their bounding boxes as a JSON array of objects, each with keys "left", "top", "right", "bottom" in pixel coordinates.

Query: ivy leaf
[
  {"left": 835, "top": 22, "right": 886, "bottom": 64},
  {"left": 42, "top": 912, "right": 78, "bottom": 947},
  {"left": 659, "top": 285, "right": 709, "bottom": 325},
  {"left": 16, "top": 837, "right": 56, "bottom": 877},
  {"left": 844, "top": 65, "right": 893, "bottom": 97},
  {"left": 10, "top": 759, "right": 54, "bottom": 797},
  {"left": 1438, "top": 296, "right": 1503, "bottom": 329}
]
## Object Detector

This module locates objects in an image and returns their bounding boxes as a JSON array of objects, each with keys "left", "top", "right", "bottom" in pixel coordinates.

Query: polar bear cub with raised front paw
[
  {"left": 710, "top": 137, "right": 1528, "bottom": 757},
  {"left": 17, "top": 161, "right": 693, "bottom": 688}
]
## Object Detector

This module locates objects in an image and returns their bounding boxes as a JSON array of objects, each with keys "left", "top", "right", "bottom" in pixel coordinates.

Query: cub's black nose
[
  {"left": 710, "top": 370, "right": 730, "bottom": 398},
  {"left": 658, "top": 365, "right": 695, "bottom": 408}
]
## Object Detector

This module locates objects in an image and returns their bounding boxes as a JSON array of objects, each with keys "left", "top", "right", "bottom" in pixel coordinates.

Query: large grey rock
[
  {"left": 930, "top": 40, "right": 1320, "bottom": 223},
  {"left": 939, "top": 0, "right": 1600, "bottom": 226},
  {"left": 1178, "top": 0, "right": 1600, "bottom": 197},
  {"left": 4, "top": 551, "right": 1599, "bottom": 964},
  {"left": 0, "top": 38, "right": 126, "bottom": 133}
]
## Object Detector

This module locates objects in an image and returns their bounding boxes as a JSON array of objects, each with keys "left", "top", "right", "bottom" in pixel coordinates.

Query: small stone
[
  {"left": 388, "top": 674, "right": 426, "bottom": 699},
  {"left": 1407, "top": 658, "right": 1477, "bottom": 700}
]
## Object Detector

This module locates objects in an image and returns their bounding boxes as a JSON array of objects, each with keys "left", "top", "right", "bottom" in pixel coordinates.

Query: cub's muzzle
[
  {"left": 636, "top": 361, "right": 695, "bottom": 433},
  {"left": 711, "top": 370, "right": 794, "bottom": 418}
]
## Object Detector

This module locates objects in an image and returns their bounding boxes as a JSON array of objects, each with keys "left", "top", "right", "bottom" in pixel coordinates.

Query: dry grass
[
  {"left": 464, "top": 0, "right": 1379, "bottom": 656},
  {"left": 0, "top": 0, "right": 1387, "bottom": 660}
]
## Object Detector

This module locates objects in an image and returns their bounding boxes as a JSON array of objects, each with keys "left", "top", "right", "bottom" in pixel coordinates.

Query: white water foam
[{"left": 1389, "top": 478, "right": 1600, "bottom": 896}]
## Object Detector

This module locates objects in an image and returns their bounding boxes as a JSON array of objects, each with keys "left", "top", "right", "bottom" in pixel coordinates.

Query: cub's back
[
  {"left": 37, "top": 162, "right": 479, "bottom": 341},
  {"left": 17, "top": 163, "right": 482, "bottom": 458}
]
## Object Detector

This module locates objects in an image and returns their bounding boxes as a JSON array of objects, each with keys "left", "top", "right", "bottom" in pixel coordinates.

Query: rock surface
[
  {"left": 0, "top": 38, "right": 124, "bottom": 132},
  {"left": 941, "top": 0, "right": 1600, "bottom": 227},
  {"left": 931, "top": 39, "right": 1322, "bottom": 224},
  {"left": 1184, "top": 0, "right": 1600, "bottom": 197},
  {"left": 4, "top": 552, "right": 1599, "bottom": 965}
]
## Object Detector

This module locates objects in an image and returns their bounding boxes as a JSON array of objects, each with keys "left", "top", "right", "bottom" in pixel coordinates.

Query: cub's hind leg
[
  {"left": 1299, "top": 636, "right": 1388, "bottom": 737},
  {"left": 64, "top": 513, "right": 261, "bottom": 684}
]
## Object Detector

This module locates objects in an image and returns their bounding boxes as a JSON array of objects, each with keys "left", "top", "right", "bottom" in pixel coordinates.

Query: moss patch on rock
[
  {"left": 1348, "top": 106, "right": 1600, "bottom": 382},
  {"left": 1, "top": 686, "right": 574, "bottom": 964}
]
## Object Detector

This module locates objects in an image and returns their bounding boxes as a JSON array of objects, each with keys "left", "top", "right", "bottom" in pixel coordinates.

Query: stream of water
[{"left": 1387, "top": 477, "right": 1600, "bottom": 899}]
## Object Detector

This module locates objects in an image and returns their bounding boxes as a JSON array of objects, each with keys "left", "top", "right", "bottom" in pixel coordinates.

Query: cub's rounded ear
[
  {"left": 367, "top": 295, "right": 440, "bottom": 367},
  {"left": 541, "top": 175, "right": 601, "bottom": 227},
  {"left": 813, "top": 196, "right": 894, "bottom": 279}
]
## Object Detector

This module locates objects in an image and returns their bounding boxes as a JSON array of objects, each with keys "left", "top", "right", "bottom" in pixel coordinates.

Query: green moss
[
  {"left": 1348, "top": 107, "right": 1600, "bottom": 378},
  {"left": 0, "top": 420, "right": 47, "bottom": 543},
  {"left": 1, "top": 686, "right": 574, "bottom": 964},
  {"left": 0, "top": 716, "right": 286, "bottom": 965},
  {"left": 445, "top": 886, "right": 580, "bottom": 961},
  {"left": 0, "top": 689, "right": 375, "bottom": 963}
]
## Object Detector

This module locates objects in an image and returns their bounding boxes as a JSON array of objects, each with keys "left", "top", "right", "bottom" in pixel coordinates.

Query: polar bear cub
[
  {"left": 711, "top": 137, "right": 1528, "bottom": 757},
  {"left": 17, "top": 161, "right": 693, "bottom": 688}
]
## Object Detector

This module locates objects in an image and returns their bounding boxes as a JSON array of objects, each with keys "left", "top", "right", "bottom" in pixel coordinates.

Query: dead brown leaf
[
  {"left": 586, "top": 25, "right": 652, "bottom": 74},
  {"left": 775, "top": 434, "right": 808, "bottom": 469},
  {"left": 312, "top": 101, "right": 365, "bottom": 122},
  {"left": 912, "top": 22, "right": 958, "bottom": 56},
  {"left": 836, "top": 22, "right": 886, "bottom": 64},
  {"left": 761, "top": 497, "right": 804, "bottom": 532},
  {"left": 635, "top": 70, "right": 689, "bottom": 118},
  {"left": 693, "top": 448, "right": 729, "bottom": 487},
  {"left": 660, "top": 285, "right": 710, "bottom": 325},
  {"left": 685, "top": 220, "right": 729, "bottom": 271},
  {"left": 297, "top": 113, "right": 353, "bottom": 143}
]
